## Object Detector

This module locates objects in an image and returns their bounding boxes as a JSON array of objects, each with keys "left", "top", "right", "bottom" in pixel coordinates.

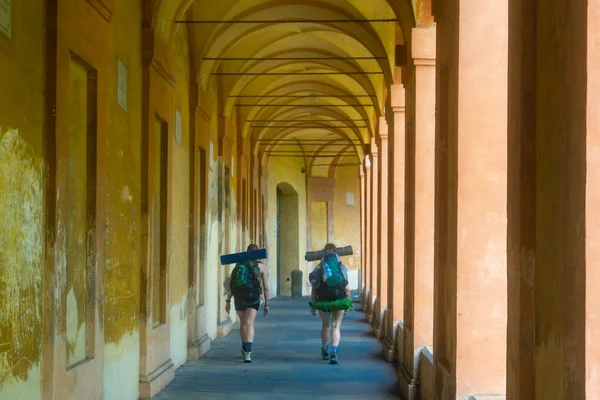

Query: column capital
[
  {"left": 378, "top": 116, "right": 389, "bottom": 142},
  {"left": 370, "top": 138, "right": 379, "bottom": 157},
  {"left": 391, "top": 84, "right": 406, "bottom": 111},
  {"left": 364, "top": 155, "right": 372, "bottom": 170},
  {"left": 412, "top": 26, "right": 437, "bottom": 66}
]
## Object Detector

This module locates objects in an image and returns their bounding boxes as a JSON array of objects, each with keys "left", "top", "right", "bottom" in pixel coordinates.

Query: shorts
[
  {"left": 235, "top": 299, "right": 260, "bottom": 312},
  {"left": 317, "top": 285, "right": 346, "bottom": 302}
]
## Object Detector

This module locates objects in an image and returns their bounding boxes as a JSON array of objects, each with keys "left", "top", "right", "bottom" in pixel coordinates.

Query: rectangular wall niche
[
  {"left": 0, "top": 0, "right": 11, "bottom": 39},
  {"left": 66, "top": 53, "right": 98, "bottom": 368},
  {"left": 151, "top": 115, "right": 168, "bottom": 327},
  {"left": 311, "top": 201, "right": 329, "bottom": 250}
]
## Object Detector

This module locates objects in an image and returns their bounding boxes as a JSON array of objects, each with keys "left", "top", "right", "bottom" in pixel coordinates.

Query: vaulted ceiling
[{"left": 149, "top": 0, "right": 431, "bottom": 175}]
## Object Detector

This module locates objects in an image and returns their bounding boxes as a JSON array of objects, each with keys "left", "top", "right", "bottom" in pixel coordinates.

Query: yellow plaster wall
[
  {"left": 0, "top": 0, "right": 46, "bottom": 397},
  {"left": 333, "top": 165, "right": 362, "bottom": 289},
  {"left": 266, "top": 157, "right": 308, "bottom": 296},
  {"left": 169, "top": 23, "right": 192, "bottom": 369},
  {"left": 102, "top": 2, "right": 143, "bottom": 399}
]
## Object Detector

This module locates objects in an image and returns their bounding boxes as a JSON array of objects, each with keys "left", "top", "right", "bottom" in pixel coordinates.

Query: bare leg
[
  {"left": 319, "top": 311, "right": 331, "bottom": 346},
  {"left": 331, "top": 310, "right": 344, "bottom": 347},
  {"left": 245, "top": 308, "right": 258, "bottom": 343},
  {"left": 237, "top": 310, "right": 247, "bottom": 342}
]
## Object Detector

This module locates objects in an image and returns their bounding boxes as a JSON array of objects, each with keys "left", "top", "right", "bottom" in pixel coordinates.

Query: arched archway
[{"left": 276, "top": 182, "right": 300, "bottom": 296}]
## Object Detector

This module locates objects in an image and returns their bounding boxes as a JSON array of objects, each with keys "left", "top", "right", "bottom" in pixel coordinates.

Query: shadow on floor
[{"left": 154, "top": 296, "right": 403, "bottom": 400}]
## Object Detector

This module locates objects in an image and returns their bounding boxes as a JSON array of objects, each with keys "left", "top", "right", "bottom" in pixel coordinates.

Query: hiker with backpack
[
  {"left": 309, "top": 243, "right": 350, "bottom": 365},
  {"left": 225, "top": 243, "right": 270, "bottom": 363}
]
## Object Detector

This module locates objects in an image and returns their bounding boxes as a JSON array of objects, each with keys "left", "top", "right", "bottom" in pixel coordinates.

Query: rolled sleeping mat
[
  {"left": 309, "top": 297, "right": 353, "bottom": 311},
  {"left": 220, "top": 248, "right": 267, "bottom": 265},
  {"left": 304, "top": 245, "right": 353, "bottom": 262}
]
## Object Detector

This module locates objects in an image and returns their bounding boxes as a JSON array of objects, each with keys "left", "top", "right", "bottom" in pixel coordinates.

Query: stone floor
[{"left": 154, "top": 296, "right": 402, "bottom": 400}]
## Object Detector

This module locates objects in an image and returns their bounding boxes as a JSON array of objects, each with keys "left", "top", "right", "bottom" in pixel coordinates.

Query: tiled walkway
[{"left": 155, "top": 297, "right": 402, "bottom": 400}]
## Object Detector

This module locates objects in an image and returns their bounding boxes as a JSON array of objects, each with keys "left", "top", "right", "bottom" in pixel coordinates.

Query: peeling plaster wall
[
  {"left": 0, "top": 0, "right": 46, "bottom": 396},
  {"left": 102, "top": 1, "right": 143, "bottom": 398},
  {"left": 333, "top": 165, "right": 362, "bottom": 290},
  {"left": 0, "top": 129, "right": 44, "bottom": 399},
  {"left": 266, "top": 157, "right": 308, "bottom": 296}
]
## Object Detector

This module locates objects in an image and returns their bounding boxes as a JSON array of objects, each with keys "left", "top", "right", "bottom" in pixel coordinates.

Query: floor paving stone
[{"left": 155, "top": 297, "right": 402, "bottom": 400}]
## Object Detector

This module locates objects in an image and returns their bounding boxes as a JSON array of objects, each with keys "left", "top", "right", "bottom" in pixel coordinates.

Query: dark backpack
[{"left": 230, "top": 260, "right": 262, "bottom": 302}]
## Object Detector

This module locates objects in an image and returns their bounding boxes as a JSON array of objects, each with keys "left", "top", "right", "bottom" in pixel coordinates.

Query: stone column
[
  {"left": 384, "top": 84, "right": 406, "bottom": 363},
  {"left": 400, "top": 27, "right": 437, "bottom": 398},
  {"left": 588, "top": 2, "right": 600, "bottom": 398},
  {"left": 507, "top": 1, "right": 589, "bottom": 398},
  {"left": 433, "top": 0, "right": 508, "bottom": 397},
  {"left": 367, "top": 140, "right": 379, "bottom": 322},
  {"left": 362, "top": 159, "right": 372, "bottom": 307},
  {"left": 375, "top": 117, "right": 390, "bottom": 337}
]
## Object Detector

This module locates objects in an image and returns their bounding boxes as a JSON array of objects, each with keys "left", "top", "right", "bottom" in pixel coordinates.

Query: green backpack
[
  {"left": 230, "top": 260, "right": 262, "bottom": 302},
  {"left": 321, "top": 254, "right": 346, "bottom": 288}
]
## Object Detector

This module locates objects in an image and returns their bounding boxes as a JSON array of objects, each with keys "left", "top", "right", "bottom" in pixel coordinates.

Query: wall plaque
[
  {"left": 0, "top": 0, "right": 12, "bottom": 39},
  {"left": 117, "top": 58, "right": 127, "bottom": 111},
  {"left": 175, "top": 110, "right": 182, "bottom": 146}
]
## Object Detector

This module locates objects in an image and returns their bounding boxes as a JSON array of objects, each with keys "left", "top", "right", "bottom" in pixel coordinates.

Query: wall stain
[{"left": 0, "top": 128, "right": 44, "bottom": 386}]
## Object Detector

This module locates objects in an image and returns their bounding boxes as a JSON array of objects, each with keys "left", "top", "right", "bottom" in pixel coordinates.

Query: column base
[
  {"left": 396, "top": 321, "right": 405, "bottom": 364},
  {"left": 382, "top": 311, "right": 398, "bottom": 362},
  {"left": 361, "top": 288, "right": 371, "bottom": 308},
  {"left": 367, "top": 295, "right": 377, "bottom": 323},
  {"left": 187, "top": 333, "right": 211, "bottom": 361},
  {"left": 375, "top": 307, "right": 386, "bottom": 339},
  {"left": 139, "top": 359, "right": 175, "bottom": 399},
  {"left": 399, "top": 361, "right": 419, "bottom": 400},
  {"left": 217, "top": 317, "right": 233, "bottom": 337}
]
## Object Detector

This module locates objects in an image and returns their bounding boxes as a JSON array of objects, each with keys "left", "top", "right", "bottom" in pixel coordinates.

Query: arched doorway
[{"left": 276, "top": 183, "right": 299, "bottom": 296}]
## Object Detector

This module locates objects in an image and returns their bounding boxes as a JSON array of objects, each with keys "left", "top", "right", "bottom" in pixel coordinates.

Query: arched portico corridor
[
  {"left": 4, "top": 0, "right": 600, "bottom": 399},
  {"left": 154, "top": 297, "right": 400, "bottom": 400}
]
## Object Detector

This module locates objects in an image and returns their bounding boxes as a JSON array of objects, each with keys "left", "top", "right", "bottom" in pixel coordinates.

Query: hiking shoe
[
  {"left": 321, "top": 347, "right": 330, "bottom": 360},
  {"left": 242, "top": 350, "right": 252, "bottom": 363},
  {"left": 329, "top": 352, "right": 338, "bottom": 365}
]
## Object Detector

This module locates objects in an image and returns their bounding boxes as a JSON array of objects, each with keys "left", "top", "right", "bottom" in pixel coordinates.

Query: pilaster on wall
[
  {"left": 187, "top": 83, "right": 211, "bottom": 361},
  {"left": 367, "top": 140, "right": 379, "bottom": 322},
  {"left": 43, "top": 1, "right": 110, "bottom": 398},
  {"left": 400, "top": 26, "right": 437, "bottom": 399},
  {"left": 359, "top": 168, "right": 366, "bottom": 299},
  {"left": 139, "top": 22, "right": 179, "bottom": 398},
  {"left": 375, "top": 117, "right": 390, "bottom": 338},
  {"left": 362, "top": 160, "right": 372, "bottom": 307},
  {"left": 383, "top": 84, "right": 407, "bottom": 363},
  {"left": 433, "top": 0, "right": 508, "bottom": 398},
  {"left": 217, "top": 134, "right": 234, "bottom": 337}
]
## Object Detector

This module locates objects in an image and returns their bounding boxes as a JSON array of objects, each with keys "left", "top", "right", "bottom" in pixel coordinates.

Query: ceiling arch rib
[
  {"left": 151, "top": 0, "right": 407, "bottom": 174},
  {"left": 194, "top": 1, "right": 396, "bottom": 81},
  {"left": 220, "top": 32, "right": 387, "bottom": 114},
  {"left": 247, "top": 100, "right": 369, "bottom": 146},
  {"left": 259, "top": 129, "right": 360, "bottom": 170},
  {"left": 247, "top": 100, "right": 371, "bottom": 145},
  {"left": 257, "top": 125, "right": 363, "bottom": 156},
  {"left": 250, "top": 107, "right": 367, "bottom": 168},
  {"left": 233, "top": 71, "right": 378, "bottom": 134}
]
